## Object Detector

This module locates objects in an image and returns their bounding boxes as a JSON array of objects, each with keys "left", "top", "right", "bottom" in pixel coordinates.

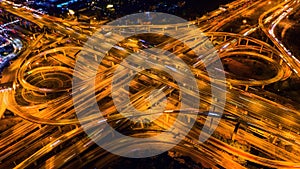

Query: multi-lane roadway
[{"left": 0, "top": 0, "right": 299, "bottom": 168}]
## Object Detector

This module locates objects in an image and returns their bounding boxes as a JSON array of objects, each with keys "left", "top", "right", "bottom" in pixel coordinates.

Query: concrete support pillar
[
  {"left": 187, "top": 116, "right": 191, "bottom": 123},
  {"left": 165, "top": 114, "right": 169, "bottom": 123},
  {"left": 259, "top": 45, "right": 263, "bottom": 53},
  {"left": 58, "top": 126, "right": 62, "bottom": 132},
  {"left": 41, "top": 73, "right": 45, "bottom": 80},
  {"left": 229, "top": 83, "right": 233, "bottom": 90},
  {"left": 270, "top": 52, "right": 273, "bottom": 59},
  {"left": 272, "top": 136, "right": 277, "bottom": 144},
  {"left": 94, "top": 54, "right": 97, "bottom": 62},
  {"left": 63, "top": 50, "right": 66, "bottom": 57},
  {"left": 245, "top": 85, "right": 249, "bottom": 91},
  {"left": 279, "top": 59, "right": 283, "bottom": 65}
]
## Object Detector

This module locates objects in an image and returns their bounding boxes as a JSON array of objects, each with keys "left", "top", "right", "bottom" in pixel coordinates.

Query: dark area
[
  {"left": 90, "top": 152, "right": 208, "bottom": 169},
  {"left": 20, "top": 0, "right": 235, "bottom": 20}
]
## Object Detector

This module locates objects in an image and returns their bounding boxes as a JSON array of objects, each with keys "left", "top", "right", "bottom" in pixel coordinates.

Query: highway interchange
[{"left": 0, "top": 0, "right": 300, "bottom": 168}]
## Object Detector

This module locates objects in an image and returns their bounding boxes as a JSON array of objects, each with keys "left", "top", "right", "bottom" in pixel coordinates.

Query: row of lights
[{"left": 0, "top": 87, "right": 12, "bottom": 92}]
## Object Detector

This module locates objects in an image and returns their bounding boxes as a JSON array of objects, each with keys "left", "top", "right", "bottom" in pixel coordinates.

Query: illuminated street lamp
[
  {"left": 68, "top": 9, "right": 76, "bottom": 20},
  {"left": 106, "top": 4, "right": 114, "bottom": 9},
  {"left": 68, "top": 9, "right": 75, "bottom": 15}
]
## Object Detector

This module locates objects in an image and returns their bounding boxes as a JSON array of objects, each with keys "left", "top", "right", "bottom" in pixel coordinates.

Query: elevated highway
[{"left": 0, "top": 0, "right": 300, "bottom": 168}]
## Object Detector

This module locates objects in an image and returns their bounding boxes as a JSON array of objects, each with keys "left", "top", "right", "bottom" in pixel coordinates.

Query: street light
[
  {"left": 106, "top": 4, "right": 114, "bottom": 9},
  {"left": 68, "top": 9, "right": 75, "bottom": 16}
]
